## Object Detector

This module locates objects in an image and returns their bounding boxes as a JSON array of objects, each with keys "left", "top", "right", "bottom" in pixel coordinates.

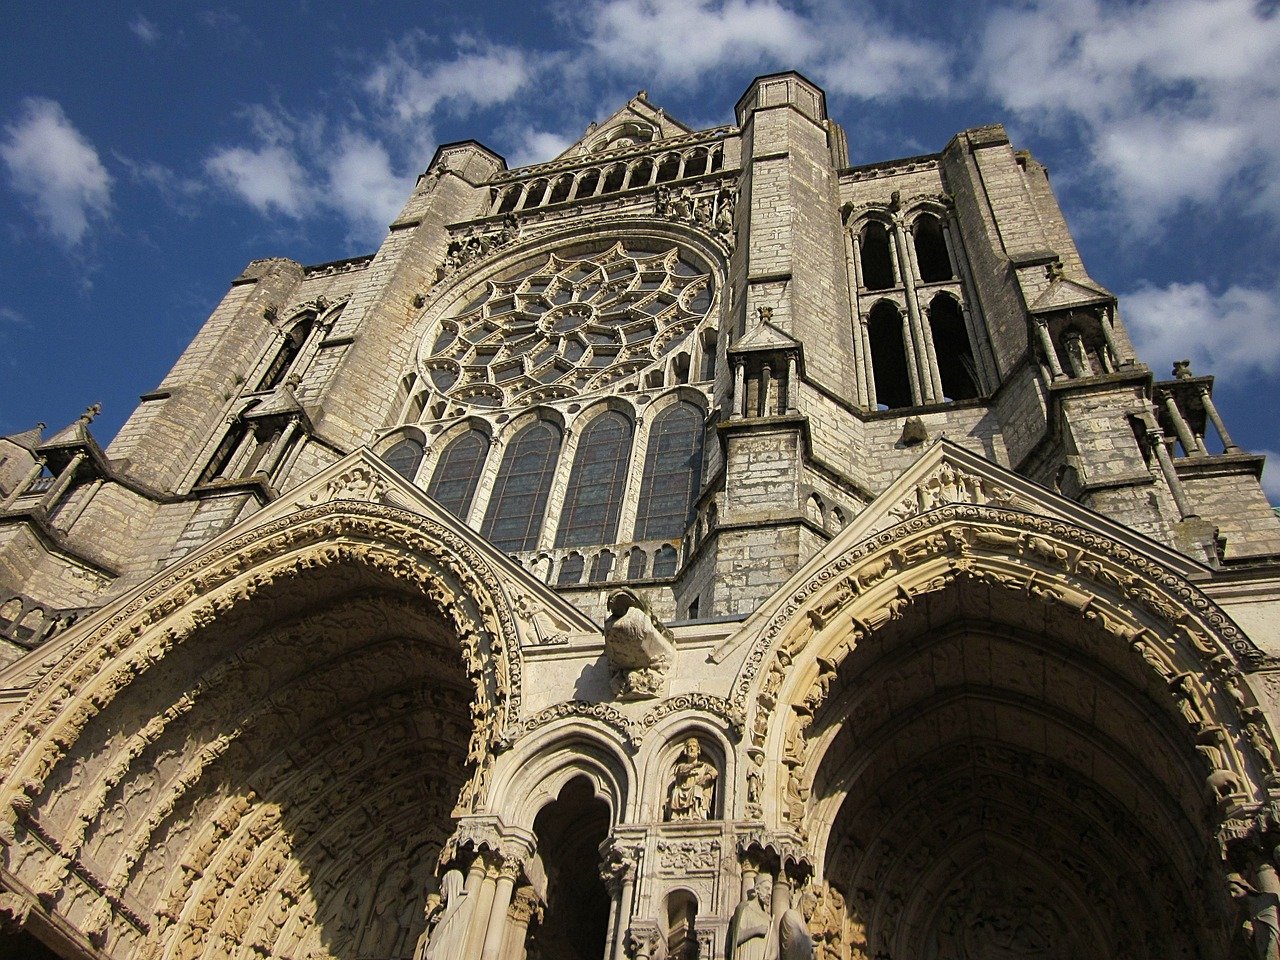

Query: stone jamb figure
[
  {"left": 1230, "top": 872, "right": 1280, "bottom": 960},
  {"left": 727, "top": 874, "right": 773, "bottom": 960},
  {"left": 666, "top": 736, "right": 719, "bottom": 821}
]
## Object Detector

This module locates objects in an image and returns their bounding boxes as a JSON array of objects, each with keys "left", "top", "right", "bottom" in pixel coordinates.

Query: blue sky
[{"left": 2, "top": 1, "right": 1278, "bottom": 500}]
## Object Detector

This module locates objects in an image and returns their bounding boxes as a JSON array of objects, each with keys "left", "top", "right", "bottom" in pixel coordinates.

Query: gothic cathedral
[{"left": 2, "top": 72, "right": 1280, "bottom": 960}]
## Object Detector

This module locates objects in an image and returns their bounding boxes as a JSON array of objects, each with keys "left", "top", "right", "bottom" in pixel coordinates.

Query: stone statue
[
  {"left": 778, "top": 899, "right": 814, "bottom": 960},
  {"left": 603, "top": 588, "right": 676, "bottom": 701},
  {"left": 421, "top": 869, "right": 470, "bottom": 960},
  {"left": 1229, "top": 872, "right": 1280, "bottom": 960},
  {"left": 728, "top": 874, "right": 773, "bottom": 960},
  {"left": 666, "top": 736, "right": 718, "bottom": 821}
]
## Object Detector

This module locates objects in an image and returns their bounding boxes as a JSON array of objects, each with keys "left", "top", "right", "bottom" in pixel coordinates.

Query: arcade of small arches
[
  {"left": 844, "top": 202, "right": 998, "bottom": 411},
  {"left": 488, "top": 141, "right": 727, "bottom": 216}
]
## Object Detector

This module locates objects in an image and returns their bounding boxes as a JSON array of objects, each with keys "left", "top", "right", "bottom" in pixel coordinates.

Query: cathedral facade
[{"left": 2, "top": 71, "right": 1280, "bottom": 960}]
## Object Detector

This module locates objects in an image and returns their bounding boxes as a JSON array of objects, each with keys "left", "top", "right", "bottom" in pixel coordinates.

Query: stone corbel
[{"left": 0, "top": 889, "right": 34, "bottom": 933}]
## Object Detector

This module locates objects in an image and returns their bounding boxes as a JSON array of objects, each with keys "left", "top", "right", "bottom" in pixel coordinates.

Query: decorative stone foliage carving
[
  {"left": 436, "top": 215, "right": 520, "bottom": 281},
  {"left": 603, "top": 588, "right": 676, "bottom": 701},
  {"left": 656, "top": 837, "right": 720, "bottom": 873}
]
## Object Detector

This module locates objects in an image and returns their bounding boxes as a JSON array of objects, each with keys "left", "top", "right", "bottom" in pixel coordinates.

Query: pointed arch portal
[
  {"left": 0, "top": 497, "right": 524, "bottom": 960},
  {"left": 738, "top": 504, "right": 1274, "bottom": 960}
]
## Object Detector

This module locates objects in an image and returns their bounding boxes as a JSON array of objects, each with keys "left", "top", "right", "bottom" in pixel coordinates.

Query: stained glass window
[
  {"left": 426, "top": 430, "right": 488, "bottom": 519},
  {"left": 634, "top": 402, "right": 704, "bottom": 541},
  {"left": 481, "top": 421, "right": 562, "bottom": 551},
  {"left": 383, "top": 439, "right": 424, "bottom": 483},
  {"left": 556, "top": 412, "right": 632, "bottom": 547}
]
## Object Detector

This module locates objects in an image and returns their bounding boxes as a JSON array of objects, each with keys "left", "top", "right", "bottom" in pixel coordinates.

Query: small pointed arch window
[
  {"left": 858, "top": 221, "right": 896, "bottom": 291},
  {"left": 928, "top": 294, "right": 980, "bottom": 401},
  {"left": 912, "top": 213, "right": 953, "bottom": 282},
  {"left": 549, "top": 174, "right": 573, "bottom": 205},
  {"left": 482, "top": 420, "right": 562, "bottom": 551},
  {"left": 634, "top": 402, "right": 704, "bottom": 541},
  {"left": 556, "top": 411, "right": 633, "bottom": 548},
  {"left": 868, "top": 301, "right": 913, "bottom": 410},
  {"left": 426, "top": 429, "right": 489, "bottom": 519},
  {"left": 383, "top": 438, "right": 425, "bottom": 483},
  {"left": 258, "top": 314, "right": 315, "bottom": 391}
]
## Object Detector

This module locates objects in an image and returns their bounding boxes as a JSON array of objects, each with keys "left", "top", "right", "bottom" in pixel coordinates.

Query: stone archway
[
  {"left": 0, "top": 500, "right": 522, "bottom": 960},
  {"left": 737, "top": 506, "right": 1278, "bottom": 960}
]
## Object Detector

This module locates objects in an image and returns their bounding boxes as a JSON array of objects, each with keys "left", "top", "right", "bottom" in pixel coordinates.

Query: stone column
[
  {"left": 893, "top": 221, "right": 935, "bottom": 403},
  {"left": 1199, "top": 386, "right": 1239, "bottom": 452},
  {"left": 1062, "top": 332, "right": 1090, "bottom": 379},
  {"left": 760, "top": 364, "right": 773, "bottom": 417},
  {"left": 2, "top": 457, "right": 45, "bottom": 509},
  {"left": 479, "top": 858, "right": 520, "bottom": 960},
  {"left": 785, "top": 355, "right": 798, "bottom": 414},
  {"left": 859, "top": 319, "right": 876, "bottom": 409},
  {"left": 843, "top": 229, "right": 869, "bottom": 408},
  {"left": 461, "top": 854, "right": 494, "bottom": 958},
  {"left": 733, "top": 361, "right": 746, "bottom": 419},
  {"left": 505, "top": 888, "right": 541, "bottom": 958},
  {"left": 41, "top": 451, "right": 86, "bottom": 513},
  {"left": 1099, "top": 310, "right": 1127, "bottom": 366},
  {"left": 1034, "top": 320, "right": 1066, "bottom": 380},
  {"left": 1162, "top": 395, "right": 1203, "bottom": 457},
  {"left": 1147, "top": 426, "right": 1195, "bottom": 519}
]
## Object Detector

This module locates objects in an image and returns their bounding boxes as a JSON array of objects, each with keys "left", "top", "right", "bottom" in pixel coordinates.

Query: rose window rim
[{"left": 417, "top": 238, "right": 720, "bottom": 409}]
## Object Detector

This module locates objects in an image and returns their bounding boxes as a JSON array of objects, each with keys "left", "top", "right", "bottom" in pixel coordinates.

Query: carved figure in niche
[
  {"left": 604, "top": 588, "right": 676, "bottom": 701},
  {"left": 1229, "top": 872, "right": 1280, "bottom": 960},
  {"left": 421, "top": 869, "right": 470, "bottom": 960},
  {"left": 666, "top": 737, "right": 718, "bottom": 821},
  {"left": 728, "top": 874, "right": 773, "bottom": 960}
]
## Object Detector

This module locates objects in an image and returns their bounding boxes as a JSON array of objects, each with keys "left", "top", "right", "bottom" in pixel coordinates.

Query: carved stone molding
[
  {"left": 0, "top": 501, "right": 525, "bottom": 841},
  {"left": 736, "top": 505, "right": 1275, "bottom": 834}
]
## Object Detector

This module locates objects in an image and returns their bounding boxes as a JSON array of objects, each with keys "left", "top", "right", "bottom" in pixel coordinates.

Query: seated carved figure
[{"left": 603, "top": 588, "right": 676, "bottom": 701}]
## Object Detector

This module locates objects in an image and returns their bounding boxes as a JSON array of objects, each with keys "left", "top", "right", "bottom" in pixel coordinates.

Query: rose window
[{"left": 422, "top": 242, "right": 714, "bottom": 407}]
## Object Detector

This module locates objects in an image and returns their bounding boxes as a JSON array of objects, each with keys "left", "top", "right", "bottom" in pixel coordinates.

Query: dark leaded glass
[
  {"left": 634, "top": 402, "right": 704, "bottom": 540},
  {"left": 482, "top": 421, "right": 562, "bottom": 551},
  {"left": 426, "top": 430, "right": 488, "bottom": 519},
  {"left": 558, "top": 553, "right": 585, "bottom": 586},
  {"left": 383, "top": 439, "right": 424, "bottom": 483},
  {"left": 556, "top": 412, "right": 632, "bottom": 548}
]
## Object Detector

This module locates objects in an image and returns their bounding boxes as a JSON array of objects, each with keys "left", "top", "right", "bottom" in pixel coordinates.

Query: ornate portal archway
[
  {"left": 737, "top": 504, "right": 1278, "bottom": 960},
  {"left": 0, "top": 495, "right": 523, "bottom": 960}
]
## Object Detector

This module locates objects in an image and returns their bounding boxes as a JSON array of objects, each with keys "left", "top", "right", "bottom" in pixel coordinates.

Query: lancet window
[
  {"left": 556, "top": 411, "right": 632, "bottom": 548},
  {"left": 481, "top": 420, "right": 562, "bottom": 552},
  {"left": 634, "top": 402, "right": 705, "bottom": 540},
  {"left": 426, "top": 429, "right": 489, "bottom": 519},
  {"left": 850, "top": 203, "right": 992, "bottom": 409},
  {"left": 383, "top": 438, "right": 424, "bottom": 483}
]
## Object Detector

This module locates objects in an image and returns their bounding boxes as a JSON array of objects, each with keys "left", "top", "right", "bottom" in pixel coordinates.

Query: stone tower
[{"left": 1, "top": 73, "right": 1279, "bottom": 960}]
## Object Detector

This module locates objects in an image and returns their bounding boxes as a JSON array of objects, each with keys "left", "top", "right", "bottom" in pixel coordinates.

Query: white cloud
[
  {"left": 129, "top": 14, "right": 160, "bottom": 45},
  {"left": 585, "top": 0, "right": 817, "bottom": 83},
  {"left": 322, "top": 134, "right": 411, "bottom": 236},
  {"left": 205, "top": 145, "right": 310, "bottom": 218},
  {"left": 1121, "top": 281, "right": 1280, "bottom": 379},
  {"left": 0, "top": 306, "right": 30, "bottom": 327},
  {"left": 977, "top": 0, "right": 1280, "bottom": 226},
  {"left": 506, "top": 128, "right": 577, "bottom": 168},
  {"left": 581, "top": 0, "right": 947, "bottom": 99},
  {"left": 366, "top": 40, "right": 535, "bottom": 124},
  {"left": 1, "top": 98, "right": 112, "bottom": 246}
]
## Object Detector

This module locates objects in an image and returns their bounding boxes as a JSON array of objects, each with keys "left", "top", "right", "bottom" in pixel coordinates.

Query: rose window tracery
[{"left": 422, "top": 242, "right": 715, "bottom": 407}]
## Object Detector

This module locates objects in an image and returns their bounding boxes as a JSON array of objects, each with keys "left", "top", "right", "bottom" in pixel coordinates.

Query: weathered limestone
[{"left": 0, "top": 73, "right": 1278, "bottom": 960}]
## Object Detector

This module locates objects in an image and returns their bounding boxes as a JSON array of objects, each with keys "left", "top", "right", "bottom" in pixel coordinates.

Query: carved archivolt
[
  {"left": 0, "top": 500, "right": 527, "bottom": 956},
  {"left": 737, "top": 504, "right": 1275, "bottom": 837}
]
